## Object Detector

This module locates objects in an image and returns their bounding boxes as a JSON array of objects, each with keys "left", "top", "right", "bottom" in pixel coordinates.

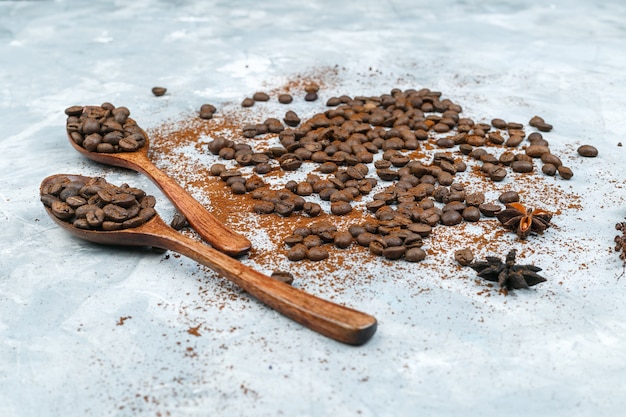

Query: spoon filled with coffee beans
[
  {"left": 40, "top": 174, "right": 377, "bottom": 346},
  {"left": 64, "top": 104, "right": 251, "bottom": 256}
]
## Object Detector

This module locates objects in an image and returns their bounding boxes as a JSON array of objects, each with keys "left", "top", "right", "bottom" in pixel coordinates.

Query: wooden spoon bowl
[
  {"left": 40, "top": 174, "right": 377, "bottom": 346},
  {"left": 67, "top": 119, "right": 251, "bottom": 256}
]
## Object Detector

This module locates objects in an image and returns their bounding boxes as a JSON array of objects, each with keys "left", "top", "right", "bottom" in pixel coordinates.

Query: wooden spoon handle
[
  {"left": 150, "top": 224, "right": 377, "bottom": 346},
  {"left": 135, "top": 156, "right": 251, "bottom": 256}
]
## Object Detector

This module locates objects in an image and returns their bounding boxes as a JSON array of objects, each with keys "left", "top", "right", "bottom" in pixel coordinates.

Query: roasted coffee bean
[
  {"left": 152, "top": 87, "right": 167, "bottom": 97},
  {"left": 199, "top": 104, "right": 217, "bottom": 119},
  {"left": 454, "top": 248, "right": 474, "bottom": 266},
  {"left": 369, "top": 240, "right": 384, "bottom": 256},
  {"left": 287, "top": 244, "right": 307, "bottom": 261},
  {"left": 334, "top": 231, "right": 353, "bottom": 249},
  {"left": 510, "top": 160, "right": 534, "bottom": 173},
  {"left": 283, "top": 110, "right": 301, "bottom": 127},
  {"left": 541, "top": 153, "right": 562, "bottom": 167},
  {"left": 278, "top": 94, "right": 293, "bottom": 104},
  {"left": 51, "top": 200, "right": 74, "bottom": 220},
  {"left": 279, "top": 154, "right": 302, "bottom": 171},
  {"left": 305, "top": 92, "right": 318, "bottom": 102},
  {"left": 254, "top": 163, "right": 272, "bottom": 174},
  {"left": 525, "top": 145, "right": 550, "bottom": 158},
  {"left": 103, "top": 204, "right": 128, "bottom": 222},
  {"left": 271, "top": 271, "right": 294, "bottom": 285},
  {"left": 499, "top": 191, "right": 520, "bottom": 204},
  {"left": 241, "top": 97, "right": 255, "bottom": 107},
  {"left": 284, "top": 234, "right": 304, "bottom": 246},
  {"left": 295, "top": 182, "right": 313, "bottom": 196},
  {"left": 489, "top": 167, "right": 507, "bottom": 182},
  {"left": 252, "top": 92, "right": 270, "bottom": 102},
  {"left": 461, "top": 206, "right": 481, "bottom": 222},
  {"left": 170, "top": 212, "right": 188, "bottom": 230},
  {"left": 253, "top": 201, "right": 275, "bottom": 214},
  {"left": 307, "top": 246, "right": 328, "bottom": 261},
  {"left": 440, "top": 210, "right": 462, "bottom": 226},
  {"left": 331, "top": 201, "right": 352, "bottom": 215},
  {"left": 405, "top": 247, "right": 426, "bottom": 262},
  {"left": 274, "top": 199, "right": 295, "bottom": 216},
  {"left": 465, "top": 192, "right": 485, "bottom": 207},
  {"left": 303, "top": 234, "right": 323, "bottom": 248},
  {"left": 577, "top": 145, "right": 598, "bottom": 157},
  {"left": 356, "top": 232, "right": 378, "bottom": 247},
  {"left": 505, "top": 135, "right": 524, "bottom": 147},
  {"left": 85, "top": 207, "right": 105, "bottom": 228},
  {"left": 542, "top": 163, "right": 557, "bottom": 176},
  {"left": 557, "top": 165, "right": 574, "bottom": 179},
  {"left": 478, "top": 203, "right": 502, "bottom": 217},
  {"left": 230, "top": 181, "right": 247, "bottom": 194},
  {"left": 383, "top": 246, "right": 406, "bottom": 260},
  {"left": 302, "top": 202, "right": 322, "bottom": 217}
]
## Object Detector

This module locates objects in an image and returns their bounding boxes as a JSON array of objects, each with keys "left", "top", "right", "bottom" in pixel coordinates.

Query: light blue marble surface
[{"left": 1, "top": 1, "right": 626, "bottom": 416}]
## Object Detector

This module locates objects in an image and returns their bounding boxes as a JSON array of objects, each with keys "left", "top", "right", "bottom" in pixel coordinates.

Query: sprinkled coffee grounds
[{"left": 144, "top": 70, "right": 584, "bottom": 293}]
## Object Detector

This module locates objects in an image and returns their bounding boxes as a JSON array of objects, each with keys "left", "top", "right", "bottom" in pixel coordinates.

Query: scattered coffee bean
[
  {"left": 199, "top": 104, "right": 217, "bottom": 120},
  {"left": 557, "top": 165, "right": 574, "bottom": 179},
  {"left": 241, "top": 97, "right": 255, "bottom": 107},
  {"left": 331, "top": 201, "right": 352, "bottom": 215},
  {"left": 525, "top": 145, "right": 550, "bottom": 158},
  {"left": 478, "top": 203, "right": 502, "bottom": 217},
  {"left": 542, "top": 163, "right": 557, "bottom": 176},
  {"left": 499, "top": 191, "right": 520, "bottom": 204},
  {"left": 307, "top": 246, "right": 329, "bottom": 261},
  {"left": 462, "top": 206, "right": 481, "bottom": 222},
  {"left": 252, "top": 92, "right": 270, "bottom": 102},
  {"left": 271, "top": 271, "right": 294, "bottom": 285},
  {"left": 278, "top": 94, "right": 293, "bottom": 104},
  {"left": 170, "top": 212, "right": 188, "bottom": 230},
  {"left": 405, "top": 247, "right": 426, "bottom": 262},
  {"left": 510, "top": 160, "right": 534, "bottom": 173},
  {"left": 305, "top": 92, "right": 318, "bottom": 102},
  {"left": 152, "top": 87, "right": 167, "bottom": 97},
  {"left": 577, "top": 145, "right": 598, "bottom": 157}
]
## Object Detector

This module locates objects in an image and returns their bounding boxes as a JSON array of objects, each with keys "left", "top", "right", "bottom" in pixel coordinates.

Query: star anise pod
[
  {"left": 469, "top": 249, "right": 547, "bottom": 290},
  {"left": 496, "top": 202, "right": 552, "bottom": 239}
]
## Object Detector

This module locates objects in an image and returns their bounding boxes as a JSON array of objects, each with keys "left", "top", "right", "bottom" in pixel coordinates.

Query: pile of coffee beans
[
  {"left": 65, "top": 104, "right": 147, "bottom": 153},
  {"left": 203, "top": 86, "right": 579, "bottom": 262},
  {"left": 41, "top": 175, "right": 156, "bottom": 230}
]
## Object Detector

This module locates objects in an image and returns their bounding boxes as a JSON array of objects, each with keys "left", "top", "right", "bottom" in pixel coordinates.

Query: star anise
[
  {"left": 469, "top": 249, "right": 547, "bottom": 290},
  {"left": 496, "top": 202, "right": 552, "bottom": 239}
]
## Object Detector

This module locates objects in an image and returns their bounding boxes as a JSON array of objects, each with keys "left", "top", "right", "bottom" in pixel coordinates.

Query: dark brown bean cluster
[
  {"left": 206, "top": 87, "right": 573, "bottom": 263},
  {"left": 41, "top": 175, "right": 156, "bottom": 230},
  {"left": 65, "top": 104, "right": 147, "bottom": 153},
  {"left": 615, "top": 220, "right": 626, "bottom": 272}
]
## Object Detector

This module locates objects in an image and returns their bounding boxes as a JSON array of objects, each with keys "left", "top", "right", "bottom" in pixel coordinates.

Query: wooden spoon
[
  {"left": 67, "top": 119, "right": 251, "bottom": 256},
  {"left": 41, "top": 174, "right": 377, "bottom": 346}
]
